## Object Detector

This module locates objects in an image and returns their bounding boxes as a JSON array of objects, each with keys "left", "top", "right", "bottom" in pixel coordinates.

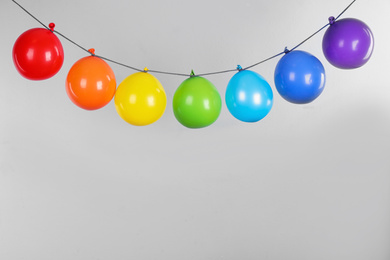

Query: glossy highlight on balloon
[
  {"left": 226, "top": 70, "right": 273, "bottom": 122},
  {"left": 12, "top": 27, "right": 64, "bottom": 80},
  {"left": 173, "top": 76, "right": 221, "bottom": 128},
  {"left": 115, "top": 72, "right": 167, "bottom": 126},
  {"left": 322, "top": 18, "right": 374, "bottom": 69},
  {"left": 66, "top": 52, "right": 116, "bottom": 110},
  {"left": 274, "top": 50, "right": 326, "bottom": 104}
]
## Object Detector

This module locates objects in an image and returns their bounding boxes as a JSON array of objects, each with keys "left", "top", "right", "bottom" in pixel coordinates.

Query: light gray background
[{"left": 1, "top": 0, "right": 389, "bottom": 259}]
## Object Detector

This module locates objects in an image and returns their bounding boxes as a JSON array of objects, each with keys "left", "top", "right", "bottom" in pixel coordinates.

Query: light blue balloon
[
  {"left": 274, "top": 50, "right": 326, "bottom": 104},
  {"left": 225, "top": 70, "right": 273, "bottom": 122}
]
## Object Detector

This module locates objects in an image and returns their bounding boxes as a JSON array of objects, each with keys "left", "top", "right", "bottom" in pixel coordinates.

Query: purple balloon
[{"left": 322, "top": 18, "right": 374, "bottom": 69}]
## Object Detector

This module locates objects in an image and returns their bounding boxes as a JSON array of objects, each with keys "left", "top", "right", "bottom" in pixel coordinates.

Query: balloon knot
[
  {"left": 328, "top": 16, "right": 336, "bottom": 25},
  {"left": 284, "top": 47, "right": 290, "bottom": 54},
  {"left": 237, "top": 65, "right": 243, "bottom": 71},
  {"left": 88, "top": 48, "right": 96, "bottom": 56},
  {"left": 48, "top": 23, "right": 55, "bottom": 32},
  {"left": 143, "top": 67, "right": 149, "bottom": 72},
  {"left": 190, "top": 70, "right": 196, "bottom": 77}
]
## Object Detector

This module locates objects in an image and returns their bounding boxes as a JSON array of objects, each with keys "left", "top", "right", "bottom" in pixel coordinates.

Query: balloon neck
[
  {"left": 190, "top": 70, "right": 196, "bottom": 77},
  {"left": 328, "top": 16, "right": 336, "bottom": 25},
  {"left": 236, "top": 65, "right": 243, "bottom": 71},
  {"left": 284, "top": 47, "right": 290, "bottom": 54}
]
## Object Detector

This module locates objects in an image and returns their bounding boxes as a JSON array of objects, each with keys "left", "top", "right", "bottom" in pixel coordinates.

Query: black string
[
  {"left": 336, "top": 0, "right": 357, "bottom": 20},
  {"left": 11, "top": 0, "right": 357, "bottom": 78},
  {"left": 244, "top": 51, "right": 286, "bottom": 71},
  {"left": 146, "top": 69, "right": 191, "bottom": 77},
  {"left": 197, "top": 68, "right": 240, "bottom": 77},
  {"left": 94, "top": 55, "right": 144, "bottom": 73},
  {"left": 289, "top": 23, "right": 331, "bottom": 52},
  {"left": 11, "top": 0, "right": 49, "bottom": 30},
  {"left": 53, "top": 30, "right": 91, "bottom": 54}
]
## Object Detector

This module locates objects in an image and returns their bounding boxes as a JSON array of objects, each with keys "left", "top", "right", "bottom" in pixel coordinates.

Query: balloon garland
[{"left": 11, "top": 0, "right": 374, "bottom": 128}]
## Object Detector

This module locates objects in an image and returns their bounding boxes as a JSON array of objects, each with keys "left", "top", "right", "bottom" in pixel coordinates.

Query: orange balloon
[{"left": 66, "top": 55, "right": 116, "bottom": 110}]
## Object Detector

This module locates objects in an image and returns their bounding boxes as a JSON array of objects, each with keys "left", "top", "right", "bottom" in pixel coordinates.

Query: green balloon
[{"left": 173, "top": 76, "right": 222, "bottom": 128}]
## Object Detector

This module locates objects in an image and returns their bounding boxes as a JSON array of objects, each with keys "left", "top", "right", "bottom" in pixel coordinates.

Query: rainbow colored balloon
[
  {"left": 274, "top": 50, "right": 326, "bottom": 104},
  {"left": 322, "top": 17, "right": 374, "bottom": 69},
  {"left": 225, "top": 69, "right": 273, "bottom": 122},
  {"left": 173, "top": 74, "right": 221, "bottom": 128},
  {"left": 12, "top": 23, "right": 64, "bottom": 80},
  {"left": 115, "top": 71, "right": 167, "bottom": 126}
]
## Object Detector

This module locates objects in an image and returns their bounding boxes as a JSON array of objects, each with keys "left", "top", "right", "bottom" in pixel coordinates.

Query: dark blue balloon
[
  {"left": 225, "top": 70, "right": 273, "bottom": 122},
  {"left": 274, "top": 50, "right": 326, "bottom": 104}
]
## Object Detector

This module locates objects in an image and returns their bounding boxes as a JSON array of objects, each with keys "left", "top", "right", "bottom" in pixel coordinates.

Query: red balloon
[
  {"left": 12, "top": 27, "right": 64, "bottom": 80},
  {"left": 66, "top": 54, "right": 116, "bottom": 110}
]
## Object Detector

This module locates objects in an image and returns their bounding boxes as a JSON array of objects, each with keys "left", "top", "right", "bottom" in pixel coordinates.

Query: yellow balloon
[{"left": 115, "top": 72, "right": 167, "bottom": 126}]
